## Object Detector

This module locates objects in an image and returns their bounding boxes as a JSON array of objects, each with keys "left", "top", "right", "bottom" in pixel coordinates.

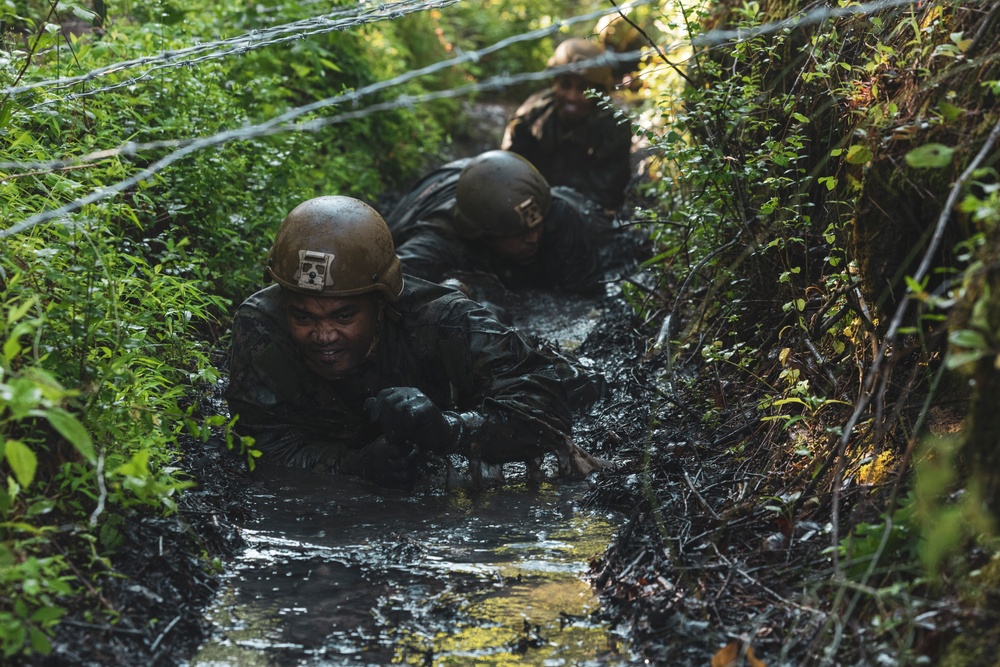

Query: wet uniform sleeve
[
  {"left": 425, "top": 296, "right": 574, "bottom": 464},
  {"left": 539, "top": 196, "right": 605, "bottom": 295},
  {"left": 395, "top": 225, "right": 477, "bottom": 285},
  {"left": 224, "top": 306, "right": 370, "bottom": 473},
  {"left": 501, "top": 112, "right": 544, "bottom": 168}
]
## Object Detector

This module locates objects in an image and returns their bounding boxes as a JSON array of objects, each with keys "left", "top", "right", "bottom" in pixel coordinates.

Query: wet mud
[{"left": 189, "top": 470, "right": 628, "bottom": 666}]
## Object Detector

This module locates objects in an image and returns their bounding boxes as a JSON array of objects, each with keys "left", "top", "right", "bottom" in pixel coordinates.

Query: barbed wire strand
[
  {"left": 0, "top": 48, "right": 659, "bottom": 243},
  {"left": 692, "top": 0, "right": 981, "bottom": 45},
  {"left": 0, "top": 2, "right": 655, "bottom": 172},
  {"left": 0, "top": 0, "right": 929, "bottom": 237},
  {"left": 2, "top": 0, "right": 460, "bottom": 98}
]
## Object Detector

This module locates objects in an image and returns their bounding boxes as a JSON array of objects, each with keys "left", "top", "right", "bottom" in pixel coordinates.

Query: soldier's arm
[
  {"left": 541, "top": 195, "right": 605, "bottom": 294},
  {"left": 429, "top": 297, "right": 576, "bottom": 464},
  {"left": 501, "top": 113, "right": 548, "bottom": 169},
  {"left": 396, "top": 227, "right": 477, "bottom": 285}
]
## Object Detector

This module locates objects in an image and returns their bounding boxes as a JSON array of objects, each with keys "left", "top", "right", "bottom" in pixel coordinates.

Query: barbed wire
[
  {"left": 0, "top": 47, "right": 656, "bottom": 170},
  {"left": 0, "top": 0, "right": 945, "bottom": 237},
  {"left": 5, "top": 0, "right": 461, "bottom": 103},
  {"left": 0, "top": 49, "right": 659, "bottom": 240},
  {"left": 693, "top": 0, "right": 974, "bottom": 45},
  {"left": 0, "top": 1, "right": 655, "bottom": 173}
]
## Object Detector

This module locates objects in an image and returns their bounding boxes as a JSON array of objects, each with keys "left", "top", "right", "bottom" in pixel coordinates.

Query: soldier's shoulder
[
  {"left": 513, "top": 88, "right": 556, "bottom": 119},
  {"left": 236, "top": 284, "right": 284, "bottom": 320},
  {"left": 395, "top": 276, "right": 490, "bottom": 327}
]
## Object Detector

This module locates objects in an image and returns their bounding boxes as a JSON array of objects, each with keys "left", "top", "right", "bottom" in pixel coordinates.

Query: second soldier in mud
[{"left": 387, "top": 150, "right": 608, "bottom": 295}]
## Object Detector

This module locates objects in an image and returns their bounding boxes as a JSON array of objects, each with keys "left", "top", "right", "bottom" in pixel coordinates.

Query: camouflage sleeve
[
  {"left": 427, "top": 296, "right": 574, "bottom": 464},
  {"left": 501, "top": 113, "right": 546, "bottom": 169},
  {"left": 395, "top": 225, "right": 476, "bottom": 284},
  {"left": 224, "top": 305, "right": 367, "bottom": 472},
  {"left": 538, "top": 193, "right": 605, "bottom": 294}
]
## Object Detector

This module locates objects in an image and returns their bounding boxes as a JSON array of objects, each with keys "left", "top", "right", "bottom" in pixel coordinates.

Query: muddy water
[
  {"left": 189, "top": 473, "right": 633, "bottom": 666},
  {"left": 191, "top": 290, "right": 630, "bottom": 666}
]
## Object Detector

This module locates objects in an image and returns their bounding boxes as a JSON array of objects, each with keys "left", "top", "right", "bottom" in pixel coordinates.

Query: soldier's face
[
  {"left": 284, "top": 292, "right": 381, "bottom": 380},
  {"left": 552, "top": 75, "right": 597, "bottom": 125},
  {"left": 491, "top": 225, "right": 543, "bottom": 264}
]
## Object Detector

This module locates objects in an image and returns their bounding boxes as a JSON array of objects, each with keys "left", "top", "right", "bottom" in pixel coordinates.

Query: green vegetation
[{"left": 3, "top": 0, "right": 998, "bottom": 663}]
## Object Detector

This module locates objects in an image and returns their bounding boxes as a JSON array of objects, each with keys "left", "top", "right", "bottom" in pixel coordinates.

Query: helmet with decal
[
  {"left": 265, "top": 196, "right": 403, "bottom": 301},
  {"left": 454, "top": 151, "right": 552, "bottom": 238}
]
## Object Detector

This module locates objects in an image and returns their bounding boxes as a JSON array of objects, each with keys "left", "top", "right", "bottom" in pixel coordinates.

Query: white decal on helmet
[
  {"left": 514, "top": 197, "right": 544, "bottom": 229},
  {"left": 295, "top": 249, "right": 335, "bottom": 291}
]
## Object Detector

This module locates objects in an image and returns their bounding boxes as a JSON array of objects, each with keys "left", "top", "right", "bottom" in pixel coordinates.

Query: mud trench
[{"left": 190, "top": 288, "right": 646, "bottom": 667}]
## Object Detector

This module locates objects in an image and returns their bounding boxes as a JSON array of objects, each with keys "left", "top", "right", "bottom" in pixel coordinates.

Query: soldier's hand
[
  {"left": 358, "top": 436, "right": 420, "bottom": 489},
  {"left": 367, "top": 387, "right": 454, "bottom": 454}
]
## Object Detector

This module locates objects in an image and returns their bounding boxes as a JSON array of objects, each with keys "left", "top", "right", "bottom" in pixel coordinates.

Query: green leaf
[
  {"left": 45, "top": 408, "right": 96, "bottom": 464},
  {"left": 949, "top": 329, "right": 988, "bottom": 350},
  {"left": 28, "top": 626, "right": 52, "bottom": 655},
  {"left": 939, "top": 102, "right": 964, "bottom": 121},
  {"left": 3, "top": 335, "right": 22, "bottom": 362},
  {"left": 3, "top": 623, "right": 26, "bottom": 656},
  {"left": 70, "top": 6, "right": 97, "bottom": 21},
  {"left": 4, "top": 440, "right": 38, "bottom": 488},
  {"left": 6, "top": 297, "right": 37, "bottom": 324},
  {"left": 904, "top": 274, "right": 928, "bottom": 294},
  {"left": 318, "top": 57, "right": 342, "bottom": 73},
  {"left": 845, "top": 145, "right": 873, "bottom": 165},
  {"left": 30, "top": 606, "right": 65, "bottom": 624},
  {"left": 945, "top": 349, "right": 988, "bottom": 370},
  {"left": 115, "top": 449, "right": 151, "bottom": 479},
  {"left": 905, "top": 143, "right": 955, "bottom": 169},
  {"left": 791, "top": 112, "right": 810, "bottom": 123}
]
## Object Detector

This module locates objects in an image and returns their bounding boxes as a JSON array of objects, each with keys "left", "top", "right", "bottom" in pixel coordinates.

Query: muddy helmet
[
  {"left": 546, "top": 38, "right": 613, "bottom": 90},
  {"left": 265, "top": 196, "right": 403, "bottom": 301},
  {"left": 454, "top": 151, "right": 552, "bottom": 238}
]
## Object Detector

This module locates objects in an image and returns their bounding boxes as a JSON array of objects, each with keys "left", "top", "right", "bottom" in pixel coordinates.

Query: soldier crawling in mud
[
  {"left": 501, "top": 38, "right": 633, "bottom": 213},
  {"left": 224, "top": 196, "right": 604, "bottom": 489},
  {"left": 386, "top": 149, "right": 608, "bottom": 295}
]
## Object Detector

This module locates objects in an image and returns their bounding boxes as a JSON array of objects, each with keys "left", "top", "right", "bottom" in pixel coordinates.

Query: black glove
[
  {"left": 367, "top": 387, "right": 456, "bottom": 454},
  {"left": 358, "top": 436, "right": 420, "bottom": 489}
]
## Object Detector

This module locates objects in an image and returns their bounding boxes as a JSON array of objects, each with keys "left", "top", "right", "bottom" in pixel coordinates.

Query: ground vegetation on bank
[{"left": 590, "top": 0, "right": 1000, "bottom": 664}]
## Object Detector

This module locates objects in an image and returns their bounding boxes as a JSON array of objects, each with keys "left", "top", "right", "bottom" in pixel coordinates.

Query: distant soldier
[
  {"left": 225, "top": 196, "right": 604, "bottom": 489},
  {"left": 501, "top": 38, "right": 633, "bottom": 212},
  {"left": 387, "top": 150, "right": 608, "bottom": 295}
]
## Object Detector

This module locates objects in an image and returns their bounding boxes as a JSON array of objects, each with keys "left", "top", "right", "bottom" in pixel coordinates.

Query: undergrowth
[{"left": 620, "top": 0, "right": 1000, "bottom": 663}]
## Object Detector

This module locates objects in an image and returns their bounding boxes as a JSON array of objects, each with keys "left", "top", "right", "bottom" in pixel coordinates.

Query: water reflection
[{"left": 190, "top": 469, "right": 633, "bottom": 666}]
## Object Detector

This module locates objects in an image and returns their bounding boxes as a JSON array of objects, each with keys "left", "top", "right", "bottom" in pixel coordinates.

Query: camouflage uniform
[
  {"left": 224, "top": 276, "right": 576, "bottom": 473},
  {"left": 387, "top": 157, "right": 606, "bottom": 294},
  {"left": 501, "top": 88, "right": 632, "bottom": 211}
]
